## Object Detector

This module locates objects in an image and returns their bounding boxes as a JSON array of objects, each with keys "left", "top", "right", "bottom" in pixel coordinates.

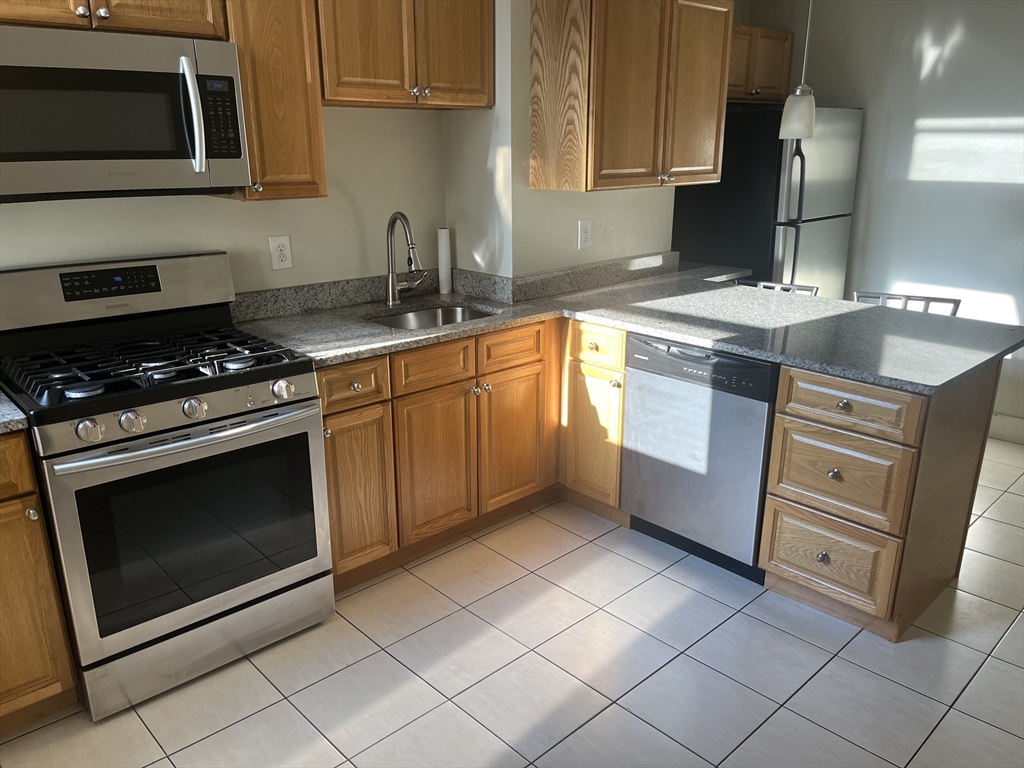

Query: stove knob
[
  {"left": 182, "top": 397, "right": 208, "bottom": 420},
  {"left": 272, "top": 379, "right": 295, "bottom": 400},
  {"left": 75, "top": 418, "right": 105, "bottom": 443},
  {"left": 119, "top": 410, "right": 147, "bottom": 433}
]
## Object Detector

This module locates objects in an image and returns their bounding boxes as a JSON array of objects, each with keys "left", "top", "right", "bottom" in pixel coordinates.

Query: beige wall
[
  {"left": 750, "top": 0, "right": 1024, "bottom": 420},
  {"left": 0, "top": 108, "right": 447, "bottom": 294}
]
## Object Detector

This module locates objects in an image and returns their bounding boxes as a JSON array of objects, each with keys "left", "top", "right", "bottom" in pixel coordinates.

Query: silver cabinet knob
[
  {"left": 816, "top": 550, "right": 829, "bottom": 563},
  {"left": 252, "top": 182, "right": 263, "bottom": 193},
  {"left": 118, "top": 410, "right": 147, "bottom": 433},
  {"left": 666, "top": 174, "right": 676, "bottom": 181},
  {"left": 656, "top": 173, "right": 666, "bottom": 181},
  {"left": 26, "top": 508, "right": 40, "bottom": 521},
  {"left": 588, "top": 341, "right": 599, "bottom": 351},
  {"left": 410, "top": 86, "right": 421, "bottom": 96},
  {"left": 182, "top": 397, "right": 208, "bottom": 420},
  {"left": 323, "top": 428, "right": 332, "bottom": 438},
  {"left": 755, "top": 88, "right": 761, "bottom": 95},
  {"left": 610, "top": 378, "right": 623, "bottom": 388},
  {"left": 272, "top": 379, "right": 295, "bottom": 400},
  {"left": 96, "top": 6, "right": 110, "bottom": 18},
  {"left": 827, "top": 468, "right": 842, "bottom": 480},
  {"left": 422, "top": 87, "right": 431, "bottom": 96},
  {"left": 836, "top": 399, "right": 850, "bottom": 410},
  {"left": 482, "top": 383, "right": 492, "bottom": 393},
  {"left": 470, "top": 386, "right": 481, "bottom": 395},
  {"left": 75, "top": 418, "right": 105, "bottom": 442},
  {"left": 75, "top": 5, "right": 90, "bottom": 17},
  {"left": 350, "top": 381, "right": 363, "bottom": 392}
]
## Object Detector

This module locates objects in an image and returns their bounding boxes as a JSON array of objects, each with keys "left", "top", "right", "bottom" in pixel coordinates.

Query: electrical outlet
[
  {"left": 269, "top": 235, "right": 293, "bottom": 270},
  {"left": 578, "top": 219, "right": 592, "bottom": 250}
]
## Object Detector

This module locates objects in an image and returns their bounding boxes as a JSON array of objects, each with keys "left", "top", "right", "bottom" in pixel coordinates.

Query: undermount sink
[{"left": 369, "top": 305, "right": 494, "bottom": 330}]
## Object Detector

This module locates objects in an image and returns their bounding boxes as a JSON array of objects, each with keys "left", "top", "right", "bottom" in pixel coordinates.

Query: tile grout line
[{"left": 131, "top": 703, "right": 170, "bottom": 761}]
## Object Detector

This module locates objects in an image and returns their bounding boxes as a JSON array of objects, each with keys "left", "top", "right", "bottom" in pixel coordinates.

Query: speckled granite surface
[
  {"left": 240, "top": 272, "right": 1024, "bottom": 395},
  {"left": 512, "top": 252, "right": 683, "bottom": 302},
  {"left": 0, "top": 392, "right": 28, "bottom": 434}
]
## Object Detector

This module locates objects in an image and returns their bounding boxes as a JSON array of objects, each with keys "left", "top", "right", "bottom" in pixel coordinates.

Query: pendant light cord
[{"left": 800, "top": 0, "right": 814, "bottom": 84}]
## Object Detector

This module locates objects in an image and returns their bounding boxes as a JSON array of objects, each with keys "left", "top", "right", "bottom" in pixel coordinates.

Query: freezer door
[
  {"left": 789, "top": 216, "right": 853, "bottom": 299},
  {"left": 778, "top": 108, "right": 864, "bottom": 221}
]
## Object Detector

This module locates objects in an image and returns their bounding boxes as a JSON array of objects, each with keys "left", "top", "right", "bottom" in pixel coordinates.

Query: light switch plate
[
  {"left": 269, "top": 235, "right": 293, "bottom": 270},
  {"left": 578, "top": 220, "right": 592, "bottom": 249}
]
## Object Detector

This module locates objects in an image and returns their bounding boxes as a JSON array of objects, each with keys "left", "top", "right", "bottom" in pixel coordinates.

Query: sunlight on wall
[
  {"left": 915, "top": 24, "right": 964, "bottom": 81},
  {"left": 892, "top": 281, "right": 1020, "bottom": 326},
  {"left": 908, "top": 117, "right": 1024, "bottom": 184}
]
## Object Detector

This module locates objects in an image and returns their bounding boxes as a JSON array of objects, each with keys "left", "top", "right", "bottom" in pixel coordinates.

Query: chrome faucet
[{"left": 386, "top": 211, "right": 426, "bottom": 307}]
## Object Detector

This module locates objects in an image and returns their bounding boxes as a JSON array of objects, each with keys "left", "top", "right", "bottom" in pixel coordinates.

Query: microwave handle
[{"left": 180, "top": 56, "right": 206, "bottom": 173}]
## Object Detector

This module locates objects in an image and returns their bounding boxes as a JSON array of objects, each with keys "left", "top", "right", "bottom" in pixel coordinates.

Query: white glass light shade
[{"left": 779, "top": 90, "right": 816, "bottom": 139}]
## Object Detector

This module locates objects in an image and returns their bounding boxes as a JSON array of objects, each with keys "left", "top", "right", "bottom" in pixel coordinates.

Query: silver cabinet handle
[
  {"left": 588, "top": 341, "right": 599, "bottom": 351},
  {"left": 96, "top": 6, "right": 110, "bottom": 18},
  {"left": 816, "top": 550, "right": 829, "bottom": 563},
  {"left": 410, "top": 86, "right": 420, "bottom": 96},
  {"left": 827, "top": 468, "right": 842, "bottom": 480},
  {"left": 482, "top": 383, "right": 492, "bottom": 393},
  {"left": 470, "top": 386, "right": 481, "bottom": 395},
  {"left": 610, "top": 379, "right": 623, "bottom": 389},
  {"left": 836, "top": 399, "right": 850, "bottom": 410},
  {"left": 323, "top": 428, "right": 332, "bottom": 438},
  {"left": 252, "top": 182, "right": 263, "bottom": 193},
  {"left": 75, "top": 5, "right": 90, "bottom": 16},
  {"left": 350, "top": 382, "right": 362, "bottom": 392},
  {"left": 422, "top": 87, "right": 431, "bottom": 96},
  {"left": 179, "top": 56, "right": 206, "bottom": 173},
  {"left": 26, "top": 508, "right": 40, "bottom": 521}
]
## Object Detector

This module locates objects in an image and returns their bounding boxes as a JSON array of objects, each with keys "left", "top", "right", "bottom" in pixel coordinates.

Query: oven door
[
  {"left": 0, "top": 25, "right": 249, "bottom": 199},
  {"left": 41, "top": 401, "right": 331, "bottom": 668}
]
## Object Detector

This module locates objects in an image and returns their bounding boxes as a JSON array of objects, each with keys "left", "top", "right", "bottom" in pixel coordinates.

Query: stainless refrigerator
[{"left": 672, "top": 104, "right": 863, "bottom": 299}]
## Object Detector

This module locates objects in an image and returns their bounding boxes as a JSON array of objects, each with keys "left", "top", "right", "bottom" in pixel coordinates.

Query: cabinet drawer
[
  {"left": 478, "top": 323, "right": 546, "bottom": 374},
  {"left": 318, "top": 357, "right": 391, "bottom": 414},
  {"left": 0, "top": 432, "right": 36, "bottom": 502},
  {"left": 769, "top": 416, "right": 917, "bottom": 535},
  {"left": 568, "top": 321, "right": 625, "bottom": 370},
  {"left": 391, "top": 338, "right": 476, "bottom": 396},
  {"left": 777, "top": 367, "right": 926, "bottom": 445},
  {"left": 760, "top": 496, "right": 902, "bottom": 618}
]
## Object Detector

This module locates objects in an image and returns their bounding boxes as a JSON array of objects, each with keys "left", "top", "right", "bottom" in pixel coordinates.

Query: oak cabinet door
[
  {"left": 90, "top": 0, "right": 227, "bottom": 38},
  {"left": 0, "top": 0, "right": 89, "bottom": 27},
  {"left": 727, "top": 23, "right": 752, "bottom": 98},
  {"left": 661, "top": 0, "right": 732, "bottom": 184},
  {"left": 393, "top": 381, "right": 478, "bottom": 546},
  {"left": 0, "top": 495, "right": 76, "bottom": 727},
  {"left": 748, "top": 26, "right": 792, "bottom": 101},
  {"left": 587, "top": 0, "right": 669, "bottom": 189},
  {"left": 319, "top": 0, "right": 417, "bottom": 105},
  {"left": 413, "top": 0, "right": 494, "bottom": 107},
  {"left": 562, "top": 361, "right": 623, "bottom": 506},
  {"left": 227, "top": 0, "right": 327, "bottom": 200},
  {"left": 479, "top": 362, "right": 553, "bottom": 513},
  {"left": 324, "top": 404, "right": 399, "bottom": 575}
]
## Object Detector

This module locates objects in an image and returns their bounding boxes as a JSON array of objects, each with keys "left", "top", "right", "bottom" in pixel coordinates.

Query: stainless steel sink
[{"left": 369, "top": 305, "right": 494, "bottom": 330}]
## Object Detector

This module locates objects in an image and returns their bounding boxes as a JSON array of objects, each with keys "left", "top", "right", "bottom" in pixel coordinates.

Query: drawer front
[
  {"left": 391, "top": 338, "right": 476, "bottom": 396},
  {"left": 760, "top": 496, "right": 902, "bottom": 618},
  {"left": 778, "top": 367, "right": 926, "bottom": 445},
  {"left": 478, "top": 323, "right": 546, "bottom": 374},
  {"left": 769, "top": 416, "right": 917, "bottom": 534},
  {"left": 569, "top": 321, "right": 625, "bottom": 370},
  {"left": 318, "top": 357, "right": 391, "bottom": 414},
  {"left": 0, "top": 432, "right": 36, "bottom": 501}
]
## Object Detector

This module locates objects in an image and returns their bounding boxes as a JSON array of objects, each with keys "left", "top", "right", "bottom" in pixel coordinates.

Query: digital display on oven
[{"left": 59, "top": 265, "right": 161, "bottom": 302}]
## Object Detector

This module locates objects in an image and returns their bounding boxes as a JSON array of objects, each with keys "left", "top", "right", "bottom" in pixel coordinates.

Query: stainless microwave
[{"left": 0, "top": 25, "right": 251, "bottom": 202}]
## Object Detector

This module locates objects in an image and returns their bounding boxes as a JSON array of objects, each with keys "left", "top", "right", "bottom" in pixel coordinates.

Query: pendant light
[{"left": 780, "top": 0, "right": 815, "bottom": 139}]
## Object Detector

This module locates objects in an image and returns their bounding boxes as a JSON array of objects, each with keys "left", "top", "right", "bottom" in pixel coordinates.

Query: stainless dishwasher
[{"left": 620, "top": 334, "right": 777, "bottom": 578}]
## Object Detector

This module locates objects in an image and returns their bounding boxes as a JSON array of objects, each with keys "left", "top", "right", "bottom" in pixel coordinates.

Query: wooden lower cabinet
[
  {"left": 479, "top": 361, "right": 552, "bottom": 513},
  {"left": 0, "top": 494, "right": 76, "bottom": 732},
  {"left": 394, "top": 380, "right": 479, "bottom": 546},
  {"left": 323, "top": 403, "right": 398, "bottom": 575},
  {"left": 562, "top": 360, "right": 623, "bottom": 507}
]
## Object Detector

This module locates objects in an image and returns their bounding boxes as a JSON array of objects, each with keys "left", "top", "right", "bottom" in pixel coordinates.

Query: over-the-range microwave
[{"left": 0, "top": 24, "right": 251, "bottom": 202}]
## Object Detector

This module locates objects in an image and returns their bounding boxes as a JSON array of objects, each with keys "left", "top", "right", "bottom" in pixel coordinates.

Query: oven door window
[
  {"left": 77, "top": 434, "right": 316, "bottom": 638},
  {"left": 0, "top": 66, "right": 193, "bottom": 163}
]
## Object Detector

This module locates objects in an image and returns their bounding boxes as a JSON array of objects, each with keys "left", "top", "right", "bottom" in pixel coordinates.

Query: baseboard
[
  {"left": 989, "top": 413, "right": 1024, "bottom": 445},
  {"left": 556, "top": 485, "right": 630, "bottom": 527}
]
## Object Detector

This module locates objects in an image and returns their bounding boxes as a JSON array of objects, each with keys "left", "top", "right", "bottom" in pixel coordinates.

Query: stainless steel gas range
[{"left": 0, "top": 252, "right": 333, "bottom": 720}]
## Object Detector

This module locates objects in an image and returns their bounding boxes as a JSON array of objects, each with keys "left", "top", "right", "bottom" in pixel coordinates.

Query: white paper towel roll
[{"left": 437, "top": 228, "right": 452, "bottom": 294}]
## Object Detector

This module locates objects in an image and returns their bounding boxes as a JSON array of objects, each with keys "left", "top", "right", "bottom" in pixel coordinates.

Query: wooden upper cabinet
[
  {"left": 91, "top": 0, "right": 227, "bottom": 38},
  {"left": 319, "top": 0, "right": 417, "bottom": 106},
  {"left": 661, "top": 0, "right": 732, "bottom": 184},
  {"left": 413, "top": 0, "right": 494, "bottom": 108},
  {"left": 227, "top": 0, "right": 327, "bottom": 200},
  {"left": 0, "top": 0, "right": 91, "bottom": 28},
  {"left": 729, "top": 24, "right": 792, "bottom": 101},
  {"left": 588, "top": 0, "right": 669, "bottom": 190}
]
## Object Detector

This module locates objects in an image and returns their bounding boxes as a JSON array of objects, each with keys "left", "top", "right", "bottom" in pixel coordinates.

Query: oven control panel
[
  {"left": 200, "top": 76, "right": 242, "bottom": 159},
  {"left": 60, "top": 266, "right": 161, "bottom": 302}
]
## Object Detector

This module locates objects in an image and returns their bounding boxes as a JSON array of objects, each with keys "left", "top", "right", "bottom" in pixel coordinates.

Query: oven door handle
[
  {"left": 51, "top": 403, "right": 319, "bottom": 477},
  {"left": 180, "top": 55, "right": 206, "bottom": 173}
]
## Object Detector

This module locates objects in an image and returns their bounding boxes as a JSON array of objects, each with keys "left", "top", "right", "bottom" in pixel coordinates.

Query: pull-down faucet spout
[{"left": 386, "top": 211, "right": 426, "bottom": 307}]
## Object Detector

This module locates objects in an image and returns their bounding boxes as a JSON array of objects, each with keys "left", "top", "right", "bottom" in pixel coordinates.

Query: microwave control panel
[{"left": 199, "top": 76, "right": 242, "bottom": 159}]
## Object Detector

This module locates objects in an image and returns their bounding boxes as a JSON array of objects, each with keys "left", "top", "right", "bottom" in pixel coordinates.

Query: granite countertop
[
  {"left": 0, "top": 391, "right": 28, "bottom": 434},
  {"left": 241, "top": 271, "right": 1024, "bottom": 395}
]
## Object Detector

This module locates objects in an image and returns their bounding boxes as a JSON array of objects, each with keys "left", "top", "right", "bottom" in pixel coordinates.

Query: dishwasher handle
[{"left": 635, "top": 337, "right": 721, "bottom": 364}]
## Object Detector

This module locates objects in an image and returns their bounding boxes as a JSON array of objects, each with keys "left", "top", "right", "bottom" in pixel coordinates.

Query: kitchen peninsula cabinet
[
  {"left": 530, "top": 0, "right": 733, "bottom": 191},
  {"left": 0, "top": 432, "right": 77, "bottom": 734},
  {"left": 0, "top": 0, "right": 227, "bottom": 38}
]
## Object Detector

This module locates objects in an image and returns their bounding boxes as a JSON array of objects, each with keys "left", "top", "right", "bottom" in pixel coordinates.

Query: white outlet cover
[
  {"left": 578, "top": 219, "right": 592, "bottom": 249},
  {"left": 269, "top": 235, "right": 293, "bottom": 270}
]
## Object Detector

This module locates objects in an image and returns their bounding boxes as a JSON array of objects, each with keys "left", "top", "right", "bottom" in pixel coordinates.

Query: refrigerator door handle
[
  {"left": 773, "top": 223, "right": 800, "bottom": 284},
  {"left": 793, "top": 140, "right": 807, "bottom": 222}
]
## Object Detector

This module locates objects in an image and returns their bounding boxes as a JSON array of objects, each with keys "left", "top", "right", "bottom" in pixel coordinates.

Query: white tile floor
[{"left": 2, "top": 438, "right": 1023, "bottom": 768}]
